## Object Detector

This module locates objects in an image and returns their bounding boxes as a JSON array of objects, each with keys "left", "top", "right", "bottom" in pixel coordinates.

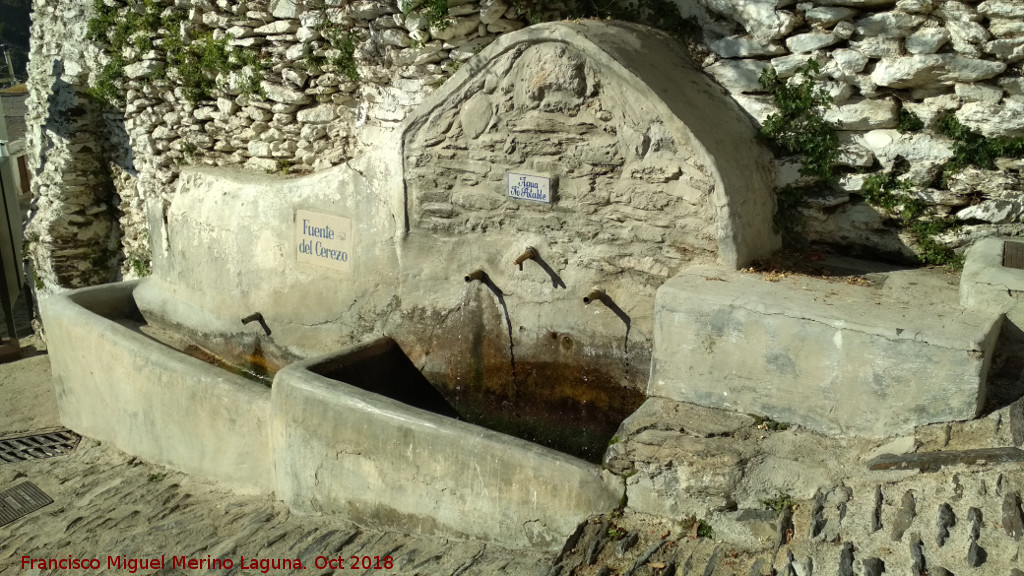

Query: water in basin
[{"left": 309, "top": 338, "right": 644, "bottom": 463}]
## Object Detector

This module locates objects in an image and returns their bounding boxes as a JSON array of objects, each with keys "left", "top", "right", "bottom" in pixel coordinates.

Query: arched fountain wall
[
  {"left": 136, "top": 21, "right": 779, "bottom": 406},
  {"left": 391, "top": 21, "right": 779, "bottom": 402}
]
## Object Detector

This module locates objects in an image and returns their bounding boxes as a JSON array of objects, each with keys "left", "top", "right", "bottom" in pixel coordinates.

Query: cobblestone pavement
[{"left": 0, "top": 437, "right": 554, "bottom": 576}]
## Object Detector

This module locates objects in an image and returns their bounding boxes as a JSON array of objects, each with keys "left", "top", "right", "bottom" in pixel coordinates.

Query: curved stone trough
[{"left": 41, "top": 281, "right": 623, "bottom": 550}]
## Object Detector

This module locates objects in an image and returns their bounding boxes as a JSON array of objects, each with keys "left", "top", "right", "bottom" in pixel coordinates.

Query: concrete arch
[{"left": 401, "top": 19, "right": 780, "bottom": 269}]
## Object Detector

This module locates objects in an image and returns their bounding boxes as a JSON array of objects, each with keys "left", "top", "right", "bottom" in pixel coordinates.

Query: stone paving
[{"left": 0, "top": 437, "right": 554, "bottom": 576}]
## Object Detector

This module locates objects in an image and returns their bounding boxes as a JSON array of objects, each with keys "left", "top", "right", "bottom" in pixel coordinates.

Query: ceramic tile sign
[
  {"left": 296, "top": 210, "right": 352, "bottom": 272},
  {"left": 507, "top": 172, "right": 552, "bottom": 204}
]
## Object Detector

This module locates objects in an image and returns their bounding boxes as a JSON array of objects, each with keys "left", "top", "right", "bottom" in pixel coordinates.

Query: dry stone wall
[
  {"left": 23, "top": 0, "right": 1024, "bottom": 290},
  {"left": 23, "top": 0, "right": 128, "bottom": 289},
  {"left": 694, "top": 0, "right": 1024, "bottom": 257}
]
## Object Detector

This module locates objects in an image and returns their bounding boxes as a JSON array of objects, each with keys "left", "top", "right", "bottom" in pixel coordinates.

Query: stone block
[
  {"left": 804, "top": 6, "right": 857, "bottom": 27},
  {"left": 961, "top": 237, "right": 1024, "bottom": 331},
  {"left": 705, "top": 59, "right": 771, "bottom": 93},
  {"left": 871, "top": 55, "right": 1006, "bottom": 88},
  {"left": 709, "top": 35, "right": 786, "bottom": 58},
  {"left": 855, "top": 11, "right": 924, "bottom": 39},
  {"left": 702, "top": 0, "right": 800, "bottom": 41},
  {"left": 824, "top": 96, "right": 898, "bottom": 130},
  {"left": 978, "top": 0, "right": 1024, "bottom": 18},
  {"left": 958, "top": 100, "right": 1024, "bottom": 138},
  {"left": 787, "top": 31, "right": 841, "bottom": 53},
  {"left": 614, "top": 397, "right": 755, "bottom": 439},
  {"left": 906, "top": 28, "right": 951, "bottom": 55},
  {"left": 651, "top": 265, "right": 1001, "bottom": 436}
]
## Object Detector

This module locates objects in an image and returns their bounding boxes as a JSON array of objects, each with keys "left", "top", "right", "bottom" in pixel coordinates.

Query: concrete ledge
[
  {"left": 41, "top": 282, "right": 273, "bottom": 493},
  {"left": 961, "top": 237, "right": 1024, "bottom": 329},
  {"left": 271, "top": 339, "right": 624, "bottom": 550},
  {"left": 650, "top": 266, "right": 1001, "bottom": 436}
]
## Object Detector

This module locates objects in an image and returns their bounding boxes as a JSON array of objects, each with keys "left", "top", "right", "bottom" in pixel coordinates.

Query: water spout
[
  {"left": 242, "top": 312, "right": 272, "bottom": 336},
  {"left": 513, "top": 247, "right": 538, "bottom": 271},
  {"left": 465, "top": 270, "right": 489, "bottom": 283},
  {"left": 582, "top": 288, "right": 606, "bottom": 305}
]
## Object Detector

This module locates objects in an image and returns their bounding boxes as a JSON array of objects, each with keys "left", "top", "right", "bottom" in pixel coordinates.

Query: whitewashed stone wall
[
  {"left": 24, "top": 0, "right": 1024, "bottom": 290},
  {"left": 25, "top": 0, "right": 550, "bottom": 289}
]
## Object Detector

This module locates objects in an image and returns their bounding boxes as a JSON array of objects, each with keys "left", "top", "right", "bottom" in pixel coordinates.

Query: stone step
[{"left": 651, "top": 265, "right": 1000, "bottom": 436}]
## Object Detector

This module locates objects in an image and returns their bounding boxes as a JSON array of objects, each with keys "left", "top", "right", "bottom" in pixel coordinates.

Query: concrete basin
[
  {"left": 271, "top": 337, "right": 624, "bottom": 550},
  {"left": 43, "top": 283, "right": 623, "bottom": 549},
  {"left": 41, "top": 281, "right": 274, "bottom": 493}
]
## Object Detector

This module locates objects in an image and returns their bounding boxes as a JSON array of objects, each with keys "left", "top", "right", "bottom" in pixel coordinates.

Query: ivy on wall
[
  {"left": 86, "top": 0, "right": 263, "bottom": 105},
  {"left": 754, "top": 59, "right": 974, "bottom": 268},
  {"left": 936, "top": 113, "right": 1024, "bottom": 180},
  {"left": 758, "top": 63, "right": 839, "bottom": 183},
  {"left": 756, "top": 60, "right": 840, "bottom": 244}
]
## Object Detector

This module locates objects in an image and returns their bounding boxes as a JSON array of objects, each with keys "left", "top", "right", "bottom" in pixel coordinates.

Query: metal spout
[
  {"left": 513, "top": 246, "right": 538, "bottom": 270},
  {"left": 241, "top": 313, "right": 263, "bottom": 325},
  {"left": 583, "top": 288, "right": 606, "bottom": 305},
  {"left": 465, "top": 269, "right": 489, "bottom": 283},
  {"left": 242, "top": 312, "right": 272, "bottom": 336}
]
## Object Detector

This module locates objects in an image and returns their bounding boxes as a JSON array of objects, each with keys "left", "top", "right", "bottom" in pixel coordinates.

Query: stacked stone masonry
[
  {"left": 696, "top": 0, "right": 1024, "bottom": 260},
  {"left": 23, "top": 0, "right": 1024, "bottom": 284},
  {"left": 404, "top": 41, "right": 718, "bottom": 284}
]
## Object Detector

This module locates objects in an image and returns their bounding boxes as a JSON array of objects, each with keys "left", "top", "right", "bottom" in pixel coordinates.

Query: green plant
[
  {"left": 129, "top": 256, "right": 151, "bottom": 277},
  {"left": 910, "top": 218, "right": 964, "bottom": 269},
  {"left": 682, "top": 515, "right": 714, "bottom": 539},
  {"left": 607, "top": 526, "right": 627, "bottom": 540},
  {"left": 772, "top": 183, "right": 816, "bottom": 243},
  {"left": 759, "top": 60, "right": 840, "bottom": 182},
  {"left": 148, "top": 472, "right": 166, "bottom": 482},
  {"left": 164, "top": 32, "right": 261, "bottom": 103},
  {"left": 696, "top": 520, "right": 714, "bottom": 539},
  {"left": 762, "top": 493, "right": 797, "bottom": 513},
  {"left": 334, "top": 32, "right": 359, "bottom": 82},
  {"left": 936, "top": 112, "right": 1024, "bottom": 180},
  {"left": 321, "top": 28, "right": 359, "bottom": 82},
  {"left": 86, "top": 0, "right": 263, "bottom": 105},
  {"left": 897, "top": 108, "right": 924, "bottom": 134},
  {"left": 862, "top": 171, "right": 920, "bottom": 217},
  {"left": 860, "top": 169, "right": 962, "bottom": 268},
  {"left": 304, "top": 42, "right": 327, "bottom": 69},
  {"left": 753, "top": 416, "right": 790, "bottom": 431},
  {"left": 180, "top": 140, "right": 197, "bottom": 160},
  {"left": 403, "top": 0, "right": 450, "bottom": 30},
  {"left": 277, "top": 159, "right": 295, "bottom": 175}
]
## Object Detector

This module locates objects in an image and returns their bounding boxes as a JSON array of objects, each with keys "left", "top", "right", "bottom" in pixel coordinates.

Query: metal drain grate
[
  {"left": 0, "top": 481, "right": 53, "bottom": 527},
  {"left": 1004, "top": 241, "right": 1024, "bottom": 270},
  {"left": 0, "top": 429, "right": 81, "bottom": 463}
]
